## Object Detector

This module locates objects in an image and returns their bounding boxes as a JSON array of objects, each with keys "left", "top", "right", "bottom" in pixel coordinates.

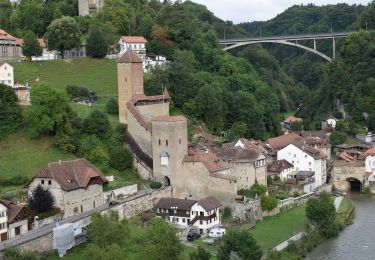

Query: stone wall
[
  {"left": 127, "top": 111, "right": 152, "bottom": 157},
  {"left": 103, "top": 184, "right": 138, "bottom": 202},
  {"left": 137, "top": 102, "right": 169, "bottom": 120},
  {"left": 134, "top": 158, "right": 152, "bottom": 180},
  {"left": 332, "top": 165, "right": 365, "bottom": 191}
]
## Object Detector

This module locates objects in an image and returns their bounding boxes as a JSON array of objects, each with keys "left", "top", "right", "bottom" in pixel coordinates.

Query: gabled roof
[
  {"left": 266, "top": 133, "right": 304, "bottom": 151},
  {"left": 198, "top": 196, "right": 222, "bottom": 211},
  {"left": 32, "top": 159, "right": 108, "bottom": 191},
  {"left": 155, "top": 197, "right": 196, "bottom": 210},
  {"left": 292, "top": 142, "right": 327, "bottom": 160},
  {"left": 359, "top": 147, "right": 375, "bottom": 160},
  {"left": 0, "top": 200, "right": 34, "bottom": 224},
  {"left": 121, "top": 36, "right": 147, "bottom": 43},
  {"left": 284, "top": 116, "right": 303, "bottom": 124},
  {"left": 216, "top": 146, "right": 262, "bottom": 162},
  {"left": 118, "top": 50, "right": 143, "bottom": 63},
  {"left": 0, "top": 29, "right": 17, "bottom": 40},
  {"left": 267, "top": 159, "right": 294, "bottom": 173}
]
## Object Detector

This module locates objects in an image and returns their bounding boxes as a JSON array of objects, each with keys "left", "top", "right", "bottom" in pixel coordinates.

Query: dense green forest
[{"left": 2, "top": 0, "right": 375, "bottom": 139}]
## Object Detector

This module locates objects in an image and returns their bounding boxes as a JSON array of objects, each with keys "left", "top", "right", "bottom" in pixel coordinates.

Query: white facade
[
  {"left": 8, "top": 219, "right": 28, "bottom": 239},
  {"left": 277, "top": 144, "right": 326, "bottom": 187},
  {"left": 0, "top": 62, "right": 14, "bottom": 86},
  {"left": 326, "top": 118, "right": 337, "bottom": 128},
  {"left": 157, "top": 202, "right": 220, "bottom": 234},
  {"left": 365, "top": 155, "right": 375, "bottom": 173},
  {"left": 118, "top": 38, "right": 146, "bottom": 58},
  {"left": 279, "top": 166, "right": 295, "bottom": 181},
  {"left": 0, "top": 203, "right": 7, "bottom": 241}
]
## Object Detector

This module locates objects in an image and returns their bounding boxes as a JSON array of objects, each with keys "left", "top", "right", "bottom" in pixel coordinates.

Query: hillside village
[{"left": 1, "top": 0, "right": 375, "bottom": 259}]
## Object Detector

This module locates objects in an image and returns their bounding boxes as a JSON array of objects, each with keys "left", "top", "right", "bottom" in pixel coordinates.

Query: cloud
[{"left": 191, "top": 0, "right": 370, "bottom": 23}]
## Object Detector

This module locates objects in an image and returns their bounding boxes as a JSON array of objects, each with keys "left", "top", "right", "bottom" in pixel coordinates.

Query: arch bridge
[{"left": 218, "top": 32, "right": 353, "bottom": 62}]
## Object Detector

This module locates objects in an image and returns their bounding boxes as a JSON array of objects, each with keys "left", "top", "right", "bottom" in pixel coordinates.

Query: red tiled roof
[
  {"left": 118, "top": 50, "right": 142, "bottom": 63},
  {"left": 359, "top": 146, "right": 375, "bottom": 160},
  {"left": 266, "top": 133, "right": 304, "bottom": 151},
  {"left": 151, "top": 115, "right": 186, "bottom": 122},
  {"left": 184, "top": 145, "right": 232, "bottom": 174},
  {"left": 0, "top": 200, "right": 34, "bottom": 224},
  {"left": 267, "top": 159, "right": 294, "bottom": 173},
  {"left": 126, "top": 101, "right": 151, "bottom": 131},
  {"left": 0, "top": 29, "right": 16, "bottom": 40},
  {"left": 338, "top": 152, "right": 357, "bottom": 162},
  {"left": 16, "top": 38, "right": 46, "bottom": 48},
  {"left": 284, "top": 116, "right": 303, "bottom": 124},
  {"left": 365, "top": 172, "right": 373, "bottom": 178},
  {"left": 121, "top": 36, "right": 147, "bottom": 43},
  {"left": 293, "top": 142, "right": 327, "bottom": 160},
  {"left": 32, "top": 159, "right": 108, "bottom": 191},
  {"left": 132, "top": 93, "right": 170, "bottom": 103}
]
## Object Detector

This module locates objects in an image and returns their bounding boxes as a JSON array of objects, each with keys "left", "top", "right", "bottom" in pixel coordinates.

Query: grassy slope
[
  {"left": 11, "top": 58, "right": 117, "bottom": 97},
  {"left": 0, "top": 128, "right": 75, "bottom": 192},
  {"left": 250, "top": 205, "right": 306, "bottom": 251}
]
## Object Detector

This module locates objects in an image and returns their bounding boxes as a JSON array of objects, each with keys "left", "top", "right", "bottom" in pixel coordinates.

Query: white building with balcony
[
  {"left": 155, "top": 196, "right": 222, "bottom": 234},
  {"left": 118, "top": 36, "right": 147, "bottom": 59}
]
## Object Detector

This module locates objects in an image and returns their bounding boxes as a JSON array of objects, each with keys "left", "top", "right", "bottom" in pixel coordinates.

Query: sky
[{"left": 191, "top": 0, "right": 371, "bottom": 23}]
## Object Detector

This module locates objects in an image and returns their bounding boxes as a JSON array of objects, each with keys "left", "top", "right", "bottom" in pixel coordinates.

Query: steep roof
[
  {"left": 0, "top": 29, "right": 16, "bottom": 40},
  {"left": 216, "top": 146, "right": 261, "bottom": 162},
  {"left": 267, "top": 159, "right": 294, "bottom": 173},
  {"left": 118, "top": 50, "right": 143, "bottom": 63},
  {"left": 184, "top": 145, "right": 232, "bottom": 174},
  {"left": 121, "top": 36, "right": 147, "bottom": 43},
  {"left": 0, "top": 200, "right": 34, "bottom": 224},
  {"left": 266, "top": 133, "right": 304, "bottom": 151},
  {"left": 359, "top": 147, "right": 375, "bottom": 160},
  {"left": 292, "top": 142, "right": 327, "bottom": 160},
  {"left": 155, "top": 197, "right": 196, "bottom": 210},
  {"left": 198, "top": 196, "right": 222, "bottom": 211},
  {"left": 32, "top": 159, "right": 108, "bottom": 191}
]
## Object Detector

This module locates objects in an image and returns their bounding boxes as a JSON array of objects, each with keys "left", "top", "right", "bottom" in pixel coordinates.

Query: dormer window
[{"left": 161, "top": 150, "right": 169, "bottom": 166}]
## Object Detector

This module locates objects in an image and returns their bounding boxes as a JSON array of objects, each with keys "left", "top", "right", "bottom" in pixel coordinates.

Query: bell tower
[{"left": 117, "top": 50, "right": 144, "bottom": 124}]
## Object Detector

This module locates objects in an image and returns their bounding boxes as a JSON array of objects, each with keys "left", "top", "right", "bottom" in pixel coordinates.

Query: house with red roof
[
  {"left": 0, "top": 200, "right": 35, "bottom": 242},
  {"left": 27, "top": 159, "right": 108, "bottom": 218},
  {"left": 0, "top": 29, "right": 22, "bottom": 60},
  {"left": 118, "top": 36, "right": 147, "bottom": 58}
]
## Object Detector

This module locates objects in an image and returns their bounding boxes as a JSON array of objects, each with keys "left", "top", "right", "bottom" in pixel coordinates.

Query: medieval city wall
[
  {"left": 137, "top": 102, "right": 170, "bottom": 120},
  {"left": 127, "top": 111, "right": 152, "bottom": 157}
]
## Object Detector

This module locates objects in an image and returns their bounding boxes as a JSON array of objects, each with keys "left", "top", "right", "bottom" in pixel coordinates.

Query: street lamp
[{"left": 171, "top": 206, "right": 178, "bottom": 225}]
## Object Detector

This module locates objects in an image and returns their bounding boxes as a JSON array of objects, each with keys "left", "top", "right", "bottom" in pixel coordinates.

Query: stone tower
[
  {"left": 117, "top": 50, "right": 144, "bottom": 124},
  {"left": 151, "top": 116, "right": 188, "bottom": 188}
]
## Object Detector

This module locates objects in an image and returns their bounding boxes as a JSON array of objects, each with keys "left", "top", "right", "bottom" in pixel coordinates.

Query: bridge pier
[{"left": 332, "top": 38, "right": 336, "bottom": 59}]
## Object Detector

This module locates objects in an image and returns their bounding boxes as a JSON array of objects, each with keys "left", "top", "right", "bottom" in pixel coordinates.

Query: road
[
  {"left": 0, "top": 190, "right": 152, "bottom": 252},
  {"left": 218, "top": 31, "right": 353, "bottom": 44}
]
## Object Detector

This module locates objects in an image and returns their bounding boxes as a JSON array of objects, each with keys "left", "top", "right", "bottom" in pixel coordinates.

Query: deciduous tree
[
  {"left": 22, "top": 31, "right": 43, "bottom": 58},
  {"left": 45, "top": 16, "right": 81, "bottom": 59},
  {"left": 86, "top": 26, "right": 109, "bottom": 59},
  {"left": 0, "top": 84, "right": 22, "bottom": 140}
]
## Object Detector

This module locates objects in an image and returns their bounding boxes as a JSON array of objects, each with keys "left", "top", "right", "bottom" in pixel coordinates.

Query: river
[{"left": 306, "top": 194, "right": 375, "bottom": 260}]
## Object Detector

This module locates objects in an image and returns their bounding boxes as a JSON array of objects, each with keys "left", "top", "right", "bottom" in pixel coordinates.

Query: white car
[{"left": 208, "top": 228, "right": 226, "bottom": 238}]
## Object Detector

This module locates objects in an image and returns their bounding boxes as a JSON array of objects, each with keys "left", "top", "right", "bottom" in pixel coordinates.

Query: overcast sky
[{"left": 191, "top": 0, "right": 371, "bottom": 23}]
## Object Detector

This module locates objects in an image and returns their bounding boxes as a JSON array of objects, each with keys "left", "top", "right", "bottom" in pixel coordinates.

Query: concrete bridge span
[{"left": 219, "top": 31, "right": 354, "bottom": 62}]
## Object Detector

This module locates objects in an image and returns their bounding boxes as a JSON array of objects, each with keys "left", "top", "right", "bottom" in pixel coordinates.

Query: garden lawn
[
  {"left": 11, "top": 58, "right": 117, "bottom": 97},
  {"left": 250, "top": 204, "right": 307, "bottom": 251},
  {"left": 0, "top": 128, "right": 75, "bottom": 191}
]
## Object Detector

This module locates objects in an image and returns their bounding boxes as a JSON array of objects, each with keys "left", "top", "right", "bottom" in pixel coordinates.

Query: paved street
[{"left": 0, "top": 190, "right": 151, "bottom": 252}]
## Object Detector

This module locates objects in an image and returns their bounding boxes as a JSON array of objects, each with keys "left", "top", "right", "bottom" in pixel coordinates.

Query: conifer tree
[{"left": 28, "top": 184, "right": 55, "bottom": 213}]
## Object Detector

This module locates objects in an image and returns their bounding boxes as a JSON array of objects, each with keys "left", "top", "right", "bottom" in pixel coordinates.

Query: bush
[
  {"left": 150, "top": 181, "right": 162, "bottom": 189},
  {"left": 66, "top": 85, "right": 90, "bottom": 100},
  {"left": 106, "top": 98, "right": 119, "bottom": 115},
  {"left": 238, "top": 183, "right": 267, "bottom": 198},
  {"left": 261, "top": 195, "right": 278, "bottom": 212},
  {"left": 0, "top": 175, "right": 30, "bottom": 186},
  {"left": 83, "top": 110, "right": 112, "bottom": 139},
  {"left": 329, "top": 131, "right": 347, "bottom": 146}
]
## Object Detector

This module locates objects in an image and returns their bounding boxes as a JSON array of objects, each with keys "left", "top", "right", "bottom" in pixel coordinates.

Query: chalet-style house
[
  {"left": 0, "top": 29, "right": 22, "bottom": 61},
  {"left": 0, "top": 200, "right": 35, "bottom": 242},
  {"left": 27, "top": 159, "right": 108, "bottom": 218},
  {"left": 155, "top": 196, "right": 222, "bottom": 234}
]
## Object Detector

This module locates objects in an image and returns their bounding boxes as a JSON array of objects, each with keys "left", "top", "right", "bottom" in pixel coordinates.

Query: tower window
[
  {"left": 166, "top": 140, "right": 168, "bottom": 146},
  {"left": 179, "top": 139, "right": 181, "bottom": 145},
  {"left": 159, "top": 139, "right": 161, "bottom": 146},
  {"left": 125, "top": 77, "right": 127, "bottom": 82}
]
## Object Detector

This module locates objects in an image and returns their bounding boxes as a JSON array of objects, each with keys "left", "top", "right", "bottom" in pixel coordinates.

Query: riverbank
[{"left": 267, "top": 196, "right": 354, "bottom": 259}]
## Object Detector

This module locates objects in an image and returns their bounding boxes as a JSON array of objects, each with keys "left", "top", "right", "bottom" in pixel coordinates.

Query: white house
[
  {"left": 359, "top": 147, "right": 375, "bottom": 173},
  {"left": 118, "top": 36, "right": 147, "bottom": 58},
  {"left": 0, "top": 61, "right": 14, "bottom": 86},
  {"left": 267, "top": 159, "right": 294, "bottom": 181},
  {"left": 277, "top": 143, "right": 327, "bottom": 188},
  {"left": 155, "top": 196, "right": 222, "bottom": 234},
  {"left": 0, "top": 200, "right": 35, "bottom": 242},
  {"left": 27, "top": 159, "right": 108, "bottom": 218},
  {"left": 321, "top": 115, "right": 338, "bottom": 129}
]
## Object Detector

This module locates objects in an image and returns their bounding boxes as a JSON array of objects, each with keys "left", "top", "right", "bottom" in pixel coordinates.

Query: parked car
[
  {"left": 187, "top": 231, "right": 201, "bottom": 241},
  {"left": 209, "top": 228, "right": 225, "bottom": 239},
  {"left": 109, "top": 200, "right": 120, "bottom": 207}
]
